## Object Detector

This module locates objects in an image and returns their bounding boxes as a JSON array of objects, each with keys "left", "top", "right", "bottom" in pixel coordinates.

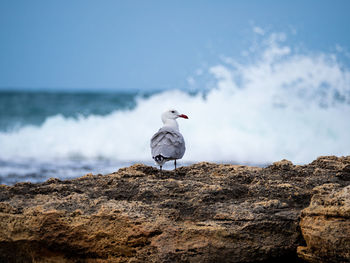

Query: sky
[{"left": 1, "top": 0, "right": 350, "bottom": 91}]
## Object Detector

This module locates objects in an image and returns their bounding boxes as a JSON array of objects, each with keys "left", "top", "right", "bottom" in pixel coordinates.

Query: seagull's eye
[{"left": 171, "top": 110, "right": 175, "bottom": 113}]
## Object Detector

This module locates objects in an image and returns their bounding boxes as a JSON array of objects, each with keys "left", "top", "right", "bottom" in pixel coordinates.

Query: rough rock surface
[
  {"left": 0, "top": 156, "right": 349, "bottom": 263},
  {"left": 298, "top": 184, "right": 350, "bottom": 262}
]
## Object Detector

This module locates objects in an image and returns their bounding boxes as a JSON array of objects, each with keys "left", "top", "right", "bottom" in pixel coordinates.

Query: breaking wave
[{"left": 1, "top": 32, "right": 350, "bottom": 166}]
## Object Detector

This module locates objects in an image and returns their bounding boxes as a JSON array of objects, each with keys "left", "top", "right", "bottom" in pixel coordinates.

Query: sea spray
[{"left": 1, "top": 31, "right": 350, "bottom": 183}]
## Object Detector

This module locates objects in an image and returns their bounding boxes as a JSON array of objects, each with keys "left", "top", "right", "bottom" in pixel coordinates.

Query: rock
[
  {"left": 297, "top": 184, "right": 350, "bottom": 263},
  {"left": 0, "top": 156, "right": 349, "bottom": 262}
]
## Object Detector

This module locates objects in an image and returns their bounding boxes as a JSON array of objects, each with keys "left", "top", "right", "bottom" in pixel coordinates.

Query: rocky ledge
[{"left": 0, "top": 156, "right": 349, "bottom": 263}]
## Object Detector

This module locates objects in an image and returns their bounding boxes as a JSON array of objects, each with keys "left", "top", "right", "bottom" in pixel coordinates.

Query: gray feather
[{"left": 150, "top": 127, "right": 186, "bottom": 160}]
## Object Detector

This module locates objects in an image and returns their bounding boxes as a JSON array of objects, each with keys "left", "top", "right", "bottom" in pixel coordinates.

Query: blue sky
[{"left": 1, "top": 0, "right": 350, "bottom": 91}]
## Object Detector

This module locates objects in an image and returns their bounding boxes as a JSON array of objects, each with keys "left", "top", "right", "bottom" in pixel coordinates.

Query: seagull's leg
[
  {"left": 174, "top": 159, "right": 177, "bottom": 170},
  {"left": 160, "top": 165, "right": 162, "bottom": 171}
]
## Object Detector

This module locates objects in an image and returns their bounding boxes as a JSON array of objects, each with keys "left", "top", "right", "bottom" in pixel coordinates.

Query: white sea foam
[{"left": 1, "top": 31, "right": 350, "bottom": 166}]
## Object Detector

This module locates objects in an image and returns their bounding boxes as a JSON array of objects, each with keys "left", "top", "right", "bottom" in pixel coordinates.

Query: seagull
[{"left": 150, "top": 109, "right": 188, "bottom": 170}]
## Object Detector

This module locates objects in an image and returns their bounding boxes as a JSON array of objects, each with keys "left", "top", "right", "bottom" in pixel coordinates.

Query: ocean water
[
  {"left": 1, "top": 32, "right": 350, "bottom": 184},
  {"left": 0, "top": 91, "right": 156, "bottom": 184}
]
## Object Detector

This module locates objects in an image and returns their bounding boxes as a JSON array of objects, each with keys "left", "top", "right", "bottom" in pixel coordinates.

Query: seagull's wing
[{"left": 150, "top": 127, "right": 186, "bottom": 159}]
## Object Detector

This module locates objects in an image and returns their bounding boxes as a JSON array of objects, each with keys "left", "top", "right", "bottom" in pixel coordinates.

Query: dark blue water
[{"left": 0, "top": 90, "right": 149, "bottom": 132}]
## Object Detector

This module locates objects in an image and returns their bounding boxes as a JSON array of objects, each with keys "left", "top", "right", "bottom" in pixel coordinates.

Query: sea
[{"left": 1, "top": 35, "right": 350, "bottom": 185}]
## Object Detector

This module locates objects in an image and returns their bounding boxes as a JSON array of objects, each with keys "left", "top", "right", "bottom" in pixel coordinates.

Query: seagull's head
[{"left": 162, "top": 109, "right": 188, "bottom": 123}]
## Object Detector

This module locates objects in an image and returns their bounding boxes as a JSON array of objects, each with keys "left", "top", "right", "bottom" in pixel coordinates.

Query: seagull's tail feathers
[
  {"left": 154, "top": 154, "right": 167, "bottom": 166},
  {"left": 154, "top": 155, "right": 164, "bottom": 163}
]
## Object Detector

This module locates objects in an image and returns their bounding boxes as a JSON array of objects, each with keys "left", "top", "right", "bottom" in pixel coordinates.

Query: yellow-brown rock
[
  {"left": 298, "top": 184, "right": 350, "bottom": 262},
  {"left": 0, "top": 156, "right": 349, "bottom": 262}
]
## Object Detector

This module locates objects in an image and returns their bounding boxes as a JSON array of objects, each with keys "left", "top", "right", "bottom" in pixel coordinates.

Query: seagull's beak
[{"left": 178, "top": 114, "right": 189, "bottom": 119}]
